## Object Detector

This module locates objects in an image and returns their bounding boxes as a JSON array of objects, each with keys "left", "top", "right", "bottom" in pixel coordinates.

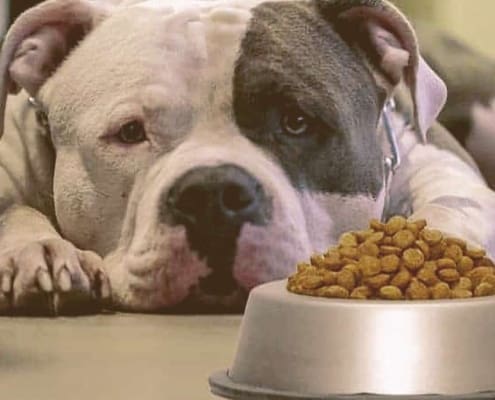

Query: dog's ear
[
  {"left": 0, "top": 0, "right": 115, "bottom": 138},
  {"left": 317, "top": 0, "right": 447, "bottom": 140}
]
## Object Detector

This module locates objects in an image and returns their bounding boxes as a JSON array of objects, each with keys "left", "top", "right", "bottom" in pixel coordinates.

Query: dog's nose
[
  {"left": 163, "top": 165, "right": 270, "bottom": 296},
  {"left": 166, "top": 164, "right": 268, "bottom": 227}
]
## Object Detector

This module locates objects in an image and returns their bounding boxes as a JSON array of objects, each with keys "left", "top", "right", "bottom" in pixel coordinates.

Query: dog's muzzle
[{"left": 162, "top": 164, "right": 272, "bottom": 295}]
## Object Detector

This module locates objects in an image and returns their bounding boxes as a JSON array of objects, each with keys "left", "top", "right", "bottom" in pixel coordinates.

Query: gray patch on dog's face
[{"left": 233, "top": 0, "right": 385, "bottom": 197}]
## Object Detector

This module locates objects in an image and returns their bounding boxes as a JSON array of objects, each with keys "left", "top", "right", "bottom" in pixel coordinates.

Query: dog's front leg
[
  {"left": 389, "top": 124, "right": 495, "bottom": 256},
  {"left": 0, "top": 94, "right": 110, "bottom": 316},
  {"left": 0, "top": 205, "right": 110, "bottom": 316}
]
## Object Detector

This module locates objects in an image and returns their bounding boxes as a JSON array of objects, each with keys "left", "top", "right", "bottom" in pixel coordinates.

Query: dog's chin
[{"left": 164, "top": 285, "right": 249, "bottom": 314}]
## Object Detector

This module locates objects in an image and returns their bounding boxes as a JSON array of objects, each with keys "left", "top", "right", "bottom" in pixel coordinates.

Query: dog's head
[{"left": 0, "top": 0, "right": 446, "bottom": 312}]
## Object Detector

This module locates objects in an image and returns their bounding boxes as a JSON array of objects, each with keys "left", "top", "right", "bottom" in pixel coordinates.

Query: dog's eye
[
  {"left": 116, "top": 120, "right": 147, "bottom": 144},
  {"left": 281, "top": 109, "right": 309, "bottom": 136}
]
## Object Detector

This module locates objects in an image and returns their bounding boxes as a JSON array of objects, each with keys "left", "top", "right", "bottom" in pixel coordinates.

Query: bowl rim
[
  {"left": 209, "top": 370, "right": 495, "bottom": 400},
  {"left": 262, "top": 280, "right": 495, "bottom": 308}
]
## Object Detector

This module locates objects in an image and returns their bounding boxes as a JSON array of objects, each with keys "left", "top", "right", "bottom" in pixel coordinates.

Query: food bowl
[{"left": 209, "top": 280, "right": 495, "bottom": 399}]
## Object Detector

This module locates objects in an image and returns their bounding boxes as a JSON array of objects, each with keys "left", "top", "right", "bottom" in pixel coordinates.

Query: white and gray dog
[{"left": 0, "top": 0, "right": 494, "bottom": 315}]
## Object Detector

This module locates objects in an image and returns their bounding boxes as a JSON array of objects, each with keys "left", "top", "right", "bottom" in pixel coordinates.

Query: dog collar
[
  {"left": 382, "top": 98, "right": 401, "bottom": 174},
  {"left": 28, "top": 96, "right": 50, "bottom": 136},
  {"left": 381, "top": 98, "right": 405, "bottom": 220}
]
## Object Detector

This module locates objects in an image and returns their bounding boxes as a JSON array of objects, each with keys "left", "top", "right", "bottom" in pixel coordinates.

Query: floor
[{"left": 0, "top": 314, "right": 242, "bottom": 400}]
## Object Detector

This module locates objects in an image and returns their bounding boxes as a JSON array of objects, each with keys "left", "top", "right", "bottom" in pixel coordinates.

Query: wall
[
  {"left": 394, "top": 0, "right": 495, "bottom": 58},
  {"left": 0, "top": 1, "right": 8, "bottom": 37}
]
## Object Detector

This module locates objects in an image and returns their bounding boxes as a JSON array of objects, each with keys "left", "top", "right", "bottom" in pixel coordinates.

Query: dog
[
  {"left": 0, "top": 0, "right": 495, "bottom": 315},
  {"left": 414, "top": 21, "right": 495, "bottom": 190}
]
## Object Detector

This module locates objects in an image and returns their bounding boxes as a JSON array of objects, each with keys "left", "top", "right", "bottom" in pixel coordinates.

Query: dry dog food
[{"left": 287, "top": 216, "right": 495, "bottom": 300}]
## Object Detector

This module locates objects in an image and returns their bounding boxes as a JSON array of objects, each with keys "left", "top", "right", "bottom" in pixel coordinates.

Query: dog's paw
[{"left": 0, "top": 239, "right": 111, "bottom": 316}]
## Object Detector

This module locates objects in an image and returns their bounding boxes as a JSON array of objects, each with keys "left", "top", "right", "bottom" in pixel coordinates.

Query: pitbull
[
  {"left": 0, "top": 0, "right": 495, "bottom": 315},
  {"left": 413, "top": 22, "right": 495, "bottom": 191}
]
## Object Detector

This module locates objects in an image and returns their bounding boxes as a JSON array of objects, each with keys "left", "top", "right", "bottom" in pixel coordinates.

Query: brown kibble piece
[
  {"left": 430, "top": 240, "right": 448, "bottom": 259},
  {"left": 403, "top": 248, "right": 425, "bottom": 271},
  {"left": 321, "top": 250, "right": 342, "bottom": 271},
  {"left": 341, "top": 257, "right": 358, "bottom": 266},
  {"left": 393, "top": 230, "right": 416, "bottom": 249},
  {"left": 339, "top": 232, "right": 358, "bottom": 247},
  {"left": 444, "top": 244, "right": 464, "bottom": 263},
  {"left": 411, "top": 219, "right": 427, "bottom": 231},
  {"left": 354, "top": 230, "right": 374, "bottom": 243},
  {"left": 458, "top": 256, "right": 474, "bottom": 275},
  {"left": 358, "top": 241, "right": 380, "bottom": 257},
  {"left": 384, "top": 216, "right": 407, "bottom": 236},
  {"left": 446, "top": 237, "right": 467, "bottom": 251},
  {"left": 437, "top": 258, "right": 457, "bottom": 270},
  {"left": 420, "top": 229, "right": 443, "bottom": 245},
  {"left": 359, "top": 255, "right": 381, "bottom": 277},
  {"left": 321, "top": 271, "right": 338, "bottom": 286},
  {"left": 417, "top": 262, "right": 440, "bottom": 286},
  {"left": 339, "top": 246, "right": 359, "bottom": 260},
  {"left": 317, "top": 285, "right": 349, "bottom": 299},
  {"left": 431, "top": 282, "right": 451, "bottom": 299},
  {"left": 465, "top": 247, "right": 486, "bottom": 259},
  {"left": 454, "top": 277, "right": 473, "bottom": 291},
  {"left": 475, "top": 283, "right": 495, "bottom": 297},
  {"left": 382, "top": 236, "right": 393, "bottom": 245},
  {"left": 481, "top": 274, "right": 495, "bottom": 286},
  {"left": 476, "top": 257, "right": 495, "bottom": 267},
  {"left": 369, "top": 219, "right": 384, "bottom": 231},
  {"left": 415, "top": 240, "right": 430, "bottom": 260},
  {"left": 379, "top": 286, "right": 403, "bottom": 300},
  {"left": 406, "top": 222, "right": 420, "bottom": 236},
  {"left": 390, "top": 268, "right": 412, "bottom": 289},
  {"left": 301, "top": 276, "right": 325, "bottom": 290},
  {"left": 297, "top": 263, "right": 313, "bottom": 273},
  {"left": 368, "top": 232, "right": 385, "bottom": 244},
  {"left": 350, "top": 286, "right": 372, "bottom": 300},
  {"left": 337, "top": 270, "right": 356, "bottom": 291},
  {"left": 310, "top": 254, "right": 326, "bottom": 268},
  {"left": 381, "top": 254, "right": 400, "bottom": 273},
  {"left": 380, "top": 246, "right": 402, "bottom": 256},
  {"left": 438, "top": 269, "right": 460, "bottom": 284},
  {"left": 342, "top": 263, "right": 361, "bottom": 278},
  {"left": 406, "top": 279, "right": 430, "bottom": 300},
  {"left": 468, "top": 267, "right": 495, "bottom": 287},
  {"left": 451, "top": 288, "right": 473, "bottom": 299},
  {"left": 364, "top": 274, "right": 391, "bottom": 290}
]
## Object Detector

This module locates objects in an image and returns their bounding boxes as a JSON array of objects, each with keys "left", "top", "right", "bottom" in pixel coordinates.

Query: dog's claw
[
  {"left": 57, "top": 267, "right": 72, "bottom": 292},
  {"left": 1, "top": 273, "right": 12, "bottom": 294},
  {"left": 0, "top": 239, "right": 110, "bottom": 316},
  {"left": 98, "top": 271, "right": 111, "bottom": 301},
  {"left": 36, "top": 268, "right": 53, "bottom": 293}
]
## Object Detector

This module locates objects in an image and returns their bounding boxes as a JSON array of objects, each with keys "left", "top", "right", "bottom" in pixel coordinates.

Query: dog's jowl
[{"left": 0, "top": 0, "right": 495, "bottom": 314}]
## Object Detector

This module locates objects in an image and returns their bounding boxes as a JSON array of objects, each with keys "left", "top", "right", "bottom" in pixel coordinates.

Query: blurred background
[{"left": 1, "top": 0, "right": 495, "bottom": 58}]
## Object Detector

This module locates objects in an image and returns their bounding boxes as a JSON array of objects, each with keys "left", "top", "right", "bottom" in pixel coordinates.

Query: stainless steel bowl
[{"left": 210, "top": 280, "right": 495, "bottom": 399}]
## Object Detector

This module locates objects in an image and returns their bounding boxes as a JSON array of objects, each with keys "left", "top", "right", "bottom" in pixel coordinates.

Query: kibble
[
  {"left": 380, "top": 286, "right": 403, "bottom": 300},
  {"left": 393, "top": 230, "right": 416, "bottom": 249},
  {"left": 287, "top": 216, "right": 495, "bottom": 300},
  {"left": 431, "top": 282, "right": 451, "bottom": 299},
  {"left": 350, "top": 286, "right": 372, "bottom": 299},
  {"left": 406, "top": 279, "right": 430, "bottom": 300},
  {"left": 474, "top": 282, "right": 495, "bottom": 297},
  {"left": 381, "top": 254, "right": 400, "bottom": 273},
  {"left": 403, "top": 248, "right": 425, "bottom": 271},
  {"left": 384, "top": 216, "right": 407, "bottom": 236}
]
